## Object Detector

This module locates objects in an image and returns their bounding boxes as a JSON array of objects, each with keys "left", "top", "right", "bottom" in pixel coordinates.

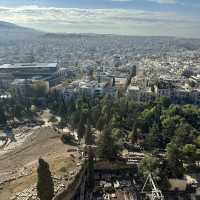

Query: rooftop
[
  {"left": 128, "top": 85, "right": 140, "bottom": 91},
  {"left": 0, "top": 63, "right": 57, "bottom": 69},
  {"left": 11, "top": 79, "right": 32, "bottom": 85}
]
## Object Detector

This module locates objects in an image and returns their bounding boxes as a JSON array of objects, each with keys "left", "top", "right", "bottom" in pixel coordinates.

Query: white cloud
[
  {"left": 0, "top": 5, "right": 199, "bottom": 38},
  {"left": 111, "top": 0, "right": 177, "bottom": 4},
  {"left": 147, "top": 0, "right": 177, "bottom": 4},
  {"left": 111, "top": 0, "right": 132, "bottom": 2}
]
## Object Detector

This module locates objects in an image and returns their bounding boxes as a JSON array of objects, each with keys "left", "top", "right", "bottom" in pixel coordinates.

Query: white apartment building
[
  {"left": 154, "top": 85, "right": 172, "bottom": 98},
  {"left": 76, "top": 81, "right": 117, "bottom": 98},
  {"left": 126, "top": 86, "right": 154, "bottom": 103}
]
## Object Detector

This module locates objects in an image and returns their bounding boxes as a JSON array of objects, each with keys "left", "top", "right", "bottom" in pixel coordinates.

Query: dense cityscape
[{"left": 0, "top": 3, "right": 200, "bottom": 200}]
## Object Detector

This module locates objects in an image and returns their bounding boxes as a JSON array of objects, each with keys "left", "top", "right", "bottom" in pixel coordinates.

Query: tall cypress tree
[
  {"left": 96, "top": 116, "right": 105, "bottom": 133},
  {"left": 37, "top": 158, "right": 54, "bottom": 200},
  {"left": 0, "top": 108, "right": 7, "bottom": 126},
  {"left": 131, "top": 123, "right": 138, "bottom": 144},
  {"left": 77, "top": 120, "right": 86, "bottom": 143},
  {"left": 85, "top": 121, "right": 93, "bottom": 145},
  {"left": 87, "top": 146, "right": 95, "bottom": 190}
]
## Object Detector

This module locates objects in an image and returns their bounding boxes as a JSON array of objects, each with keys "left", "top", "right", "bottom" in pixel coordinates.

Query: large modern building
[
  {"left": 0, "top": 63, "right": 58, "bottom": 79},
  {"left": 0, "top": 73, "right": 14, "bottom": 90},
  {"left": 47, "top": 67, "right": 79, "bottom": 87},
  {"left": 11, "top": 79, "right": 50, "bottom": 97}
]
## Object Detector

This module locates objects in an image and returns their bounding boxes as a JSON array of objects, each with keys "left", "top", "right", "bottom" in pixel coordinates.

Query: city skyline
[{"left": 0, "top": 0, "right": 200, "bottom": 38}]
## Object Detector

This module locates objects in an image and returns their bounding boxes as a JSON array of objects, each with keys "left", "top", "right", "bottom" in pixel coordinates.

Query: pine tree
[
  {"left": 37, "top": 158, "right": 54, "bottom": 200},
  {"left": 97, "top": 126, "right": 119, "bottom": 161},
  {"left": 145, "top": 123, "right": 163, "bottom": 150}
]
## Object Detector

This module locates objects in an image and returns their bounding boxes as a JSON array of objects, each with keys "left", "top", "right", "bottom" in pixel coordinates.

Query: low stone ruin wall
[{"left": 53, "top": 164, "right": 86, "bottom": 200}]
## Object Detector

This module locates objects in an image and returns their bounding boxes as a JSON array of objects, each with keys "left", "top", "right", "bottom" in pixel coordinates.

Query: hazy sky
[{"left": 0, "top": 0, "right": 200, "bottom": 38}]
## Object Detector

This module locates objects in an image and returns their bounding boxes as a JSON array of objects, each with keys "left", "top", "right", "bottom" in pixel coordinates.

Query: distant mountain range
[
  {"left": 0, "top": 21, "right": 43, "bottom": 41},
  {"left": 0, "top": 21, "right": 36, "bottom": 32},
  {"left": 0, "top": 21, "right": 199, "bottom": 41},
  {"left": 0, "top": 21, "right": 17, "bottom": 28},
  {"left": 0, "top": 20, "right": 200, "bottom": 65}
]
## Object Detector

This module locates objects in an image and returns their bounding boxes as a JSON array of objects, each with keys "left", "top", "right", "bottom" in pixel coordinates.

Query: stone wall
[{"left": 53, "top": 163, "right": 86, "bottom": 200}]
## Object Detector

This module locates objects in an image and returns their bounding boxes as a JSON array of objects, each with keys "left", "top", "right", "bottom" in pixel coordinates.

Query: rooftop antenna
[{"left": 142, "top": 174, "right": 164, "bottom": 200}]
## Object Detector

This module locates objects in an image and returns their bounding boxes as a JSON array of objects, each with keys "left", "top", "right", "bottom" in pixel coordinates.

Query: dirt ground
[{"left": 0, "top": 126, "right": 79, "bottom": 200}]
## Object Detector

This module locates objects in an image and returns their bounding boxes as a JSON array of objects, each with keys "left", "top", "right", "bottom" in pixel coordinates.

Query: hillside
[
  {"left": 0, "top": 21, "right": 39, "bottom": 32},
  {"left": 0, "top": 21, "right": 41, "bottom": 42},
  {"left": 0, "top": 21, "right": 18, "bottom": 29}
]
